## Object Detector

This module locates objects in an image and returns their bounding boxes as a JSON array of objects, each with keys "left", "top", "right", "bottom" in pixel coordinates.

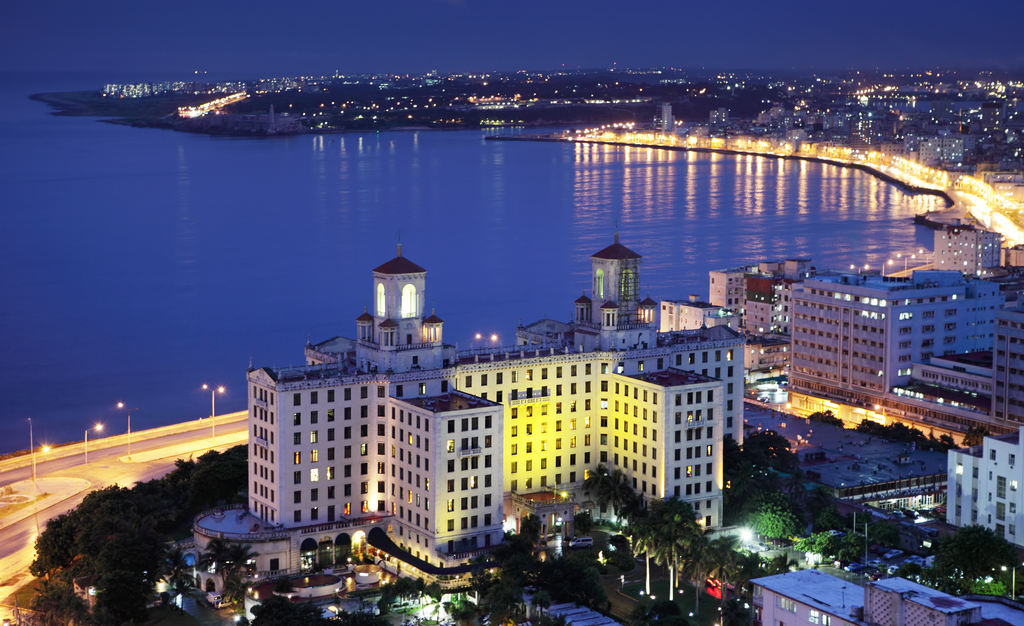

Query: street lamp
[
  {"left": 85, "top": 423, "right": 103, "bottom": 482},
  {"left": 203, "top": 384, "right": 225, "bottom": 438},
  {"left": 1002, "top": 563, "right": 1024, "bottom": 600},
  {"left": 117, "top": 403, "right": 138, "bottom": 460},
  {"left": 28, "top": 418, "right": 37, "bottom": 495}
]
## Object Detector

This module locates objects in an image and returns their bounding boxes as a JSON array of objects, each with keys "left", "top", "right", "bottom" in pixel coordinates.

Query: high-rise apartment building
[
  {"left": 202, "top": 238, "right": 745, "bottom": 588},
  {"left": 933, "top": 224, "right": 1002, "bottom": 277},
  {"left": 947, "top": 426, "right": 1024, "bottom": 546},
  {"left": 788, "top": 270, "right": 1004, "bottom": 435}
]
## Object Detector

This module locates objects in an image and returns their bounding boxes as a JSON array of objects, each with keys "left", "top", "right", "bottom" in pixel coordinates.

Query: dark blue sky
[{"left": 4, "top": 0, "right": 1023, "bottom": 76}]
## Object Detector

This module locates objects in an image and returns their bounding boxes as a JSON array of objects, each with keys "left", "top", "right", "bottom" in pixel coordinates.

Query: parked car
[
  {"left": 869, "top": 570, "right": 886, "bottom": 581},
  {"left": 844, "top": 563, "right": 865, "bottom": 572},
  {"left": 205, "top": 593, "right": 223, "bottom": 609},
  {"left": 827, "top": 530, "right": 846, "bottom": 537},
  {"left": 883, "top": 549, "right": 904, "bottom": 560},
  {"left": 905, "top": 555, "right": 926, "bottom": 566},
  {"left": 924, "top": 556, "right": 936, "bottom": 568},
  {"left": 833, "top": 559, "right": 850, "bottom": 569},
  {"left": 886, "top": 564, "right": 899, "bottom": 575},
  {"left": 609, "top": 534, "right": 629, "bottom": 548},
  {"left": 569, "top": 537, "right": 594, "bottom": 549},
  {"left": 867, "top": 559, "right": 884, "bottom": 569}
]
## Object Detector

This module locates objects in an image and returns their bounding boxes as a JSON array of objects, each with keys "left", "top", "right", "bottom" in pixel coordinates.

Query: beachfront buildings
[
  {"left": 947, "top": 426, "right": 1024, "bottom": 546},
  {"left": 787, "top": 270, "right": 1010, "bottom": 436},
  {"left": 199, "top": 238, "right": 744, "bottom": 587},
  {"left": 658, "top": 296, "right": 741, "bottom": 332},
  {"left": 933, "top": 224, "right": 1002, "bottom": 277}
]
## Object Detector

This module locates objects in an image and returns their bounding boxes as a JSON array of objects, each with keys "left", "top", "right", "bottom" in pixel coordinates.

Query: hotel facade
[{"left": 193, "top": 238, "right": 746, "bottom": 589}]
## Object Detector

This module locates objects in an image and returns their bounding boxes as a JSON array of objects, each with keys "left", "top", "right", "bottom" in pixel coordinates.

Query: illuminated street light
[
  {"left": 117, "top": 403, "right": 138, "bottom": 460},
  {"left": 85, "top": 423, "right": 103, "bottom": 482},
  {"left": 203, "top": 384, "right": 226, "bottom": 438}
]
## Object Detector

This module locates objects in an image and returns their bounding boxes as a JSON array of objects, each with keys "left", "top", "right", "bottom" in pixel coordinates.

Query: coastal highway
[{"left": 0, "top": 413, "right": 249, "bottom": 617}]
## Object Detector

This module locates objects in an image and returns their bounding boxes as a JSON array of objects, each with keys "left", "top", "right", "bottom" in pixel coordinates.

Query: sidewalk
[
  {"left": 119, "top": 432, "right": 248, "bottom": 464},
  {"left": 0, "top": 477, "right": 89, "bottom": 531},
  {"left": 0, "top": 412, "right": 248, "bottom": 473}
]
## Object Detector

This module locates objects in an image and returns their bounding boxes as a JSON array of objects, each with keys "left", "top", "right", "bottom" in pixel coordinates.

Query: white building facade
[
  {"left": 211, "top": 238, "right": 745, "bottom": 585},
  {"left": 934, "top": 224, "right": 1002, "bottom": 277},
  {"left": 788, "top": 270, "right": 1006, "bottom": 436},
  {"left": 947, "top": 426, "right": 1024, "bottom": 546}
]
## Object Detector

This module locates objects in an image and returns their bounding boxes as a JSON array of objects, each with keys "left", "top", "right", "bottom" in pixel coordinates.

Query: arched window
[
  {"left": 621, "top": 269, "right": 634, "bottom": 301},
  {"left": 376, "top": 284, "right": 386, "bottom": 317},
  {"left": 401, "top": 284, "right": 417, "bottom": 318},
  {"left": 595, "top": 269, "right": 605, "bottom": 299}
]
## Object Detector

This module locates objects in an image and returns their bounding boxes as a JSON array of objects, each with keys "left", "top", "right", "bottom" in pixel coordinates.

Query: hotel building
[
  {"left": 787, "top": 270, "right": 1010, "bottom": 436},
  {"left": 193, "top": 238, "right": 745, "bottom": 590}
]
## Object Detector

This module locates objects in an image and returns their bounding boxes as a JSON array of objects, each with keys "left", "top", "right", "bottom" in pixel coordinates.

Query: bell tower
[{"left": 358, "top": 246, "right": 455, "bottom": 374}]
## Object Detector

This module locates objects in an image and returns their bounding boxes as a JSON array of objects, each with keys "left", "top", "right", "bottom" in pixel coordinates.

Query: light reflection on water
[{"left": 0, "top": 78, "right": 937, "bottom": 448}]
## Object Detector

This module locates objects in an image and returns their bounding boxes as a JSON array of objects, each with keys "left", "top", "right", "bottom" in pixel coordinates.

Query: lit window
[{"left": 310, "top": 468, "right": 319, "bottom": 482}]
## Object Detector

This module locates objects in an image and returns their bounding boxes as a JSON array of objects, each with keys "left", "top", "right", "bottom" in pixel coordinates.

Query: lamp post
[
  {"left": 28, "top": 418, "right": 37, "bottom": 494},
  {"left": 28, "top": 418, "right": 41, "bottom": 536},
  {"left": 85, "top": 424, "right": 103, "bottom": 482},
  {"left": 117, "top": 403, "right": 138, "bottom": 460},
  {"left": 1002, "top": 563, "right": 1023, "bottom": 600},
  {"left": 203, "top": 384, "right": 225, "bottom": 438}
]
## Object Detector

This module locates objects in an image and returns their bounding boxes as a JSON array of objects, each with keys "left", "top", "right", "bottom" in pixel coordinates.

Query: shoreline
[
  {"left": 486, "top": 134, "right": 956, "bottom": 209},
  {"left": 29, "top": 90, "right": 540, "bottom": 137}
]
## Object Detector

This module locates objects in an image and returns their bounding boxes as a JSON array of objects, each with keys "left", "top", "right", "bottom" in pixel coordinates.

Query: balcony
[
  {"left": 457, "top": 447, "right": 482, "bottom": 458},
  {"left": 254, "top": 436, "right": 269, "bottom": 449},
  {"left": 254, "top": 398, "right": 268, "bottom": 410},
  {"left": 509, "top": 390, "right": 551, "bottom": 406}
]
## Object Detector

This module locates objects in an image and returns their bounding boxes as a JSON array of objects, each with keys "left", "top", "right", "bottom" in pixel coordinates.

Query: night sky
[{"left": 3, "top": 0, "right": 1023, "bottom": 76}]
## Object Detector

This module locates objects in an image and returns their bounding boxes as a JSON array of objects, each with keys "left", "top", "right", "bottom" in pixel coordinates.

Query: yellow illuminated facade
[{"left": 244, "top": 239, "right": 743, "bottom": 574}]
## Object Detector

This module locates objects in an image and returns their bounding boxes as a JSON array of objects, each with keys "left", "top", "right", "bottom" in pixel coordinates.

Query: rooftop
[
  {"left": 931, "top": 350, "right": 993, "bottom": 369},
  {"left": 745, "top": 405, "right": 948, "bottom": 492},
  {"left": 372, "top": 244, "right": 427, "bottom": 275},
  {"left": 402, "top": 390, "right": 499, "bottom": 413},
  {"left": 591, "top": 234, "right": 641, "bottom": 260},
  {"left": 629, "top": 367, "right": 718, "bottom": 387},
  {"left": 752, "top": 569, "right": 863, "bottom": 619},
  {"left": 867, "top": 578, "right": 979, "bottom": 614}
]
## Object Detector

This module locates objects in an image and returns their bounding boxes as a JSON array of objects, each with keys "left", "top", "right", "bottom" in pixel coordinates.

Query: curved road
[{"left": 0, "top": 414, "right": 249, "bottom": 618}]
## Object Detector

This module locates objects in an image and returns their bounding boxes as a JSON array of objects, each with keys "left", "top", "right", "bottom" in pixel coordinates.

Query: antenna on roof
[
  {"left": 397, "top": 229, "right": 403, "bottom": 257},
  {"left": 614, "top": 219, "right": 619, "bottom": 244}
]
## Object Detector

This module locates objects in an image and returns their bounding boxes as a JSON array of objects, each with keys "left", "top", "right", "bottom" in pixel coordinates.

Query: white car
[
  {"left": 905, "top": 555, "right": 926, "bottom": 566},
  {"left": 883, "top": 549, "right": 904, "bottom": 560},
  {"left": 569, "top": 537, "right": 594, "bottom": 549},
  {"left": 867, "top": 559, "right": 884, "bottom": 569}
]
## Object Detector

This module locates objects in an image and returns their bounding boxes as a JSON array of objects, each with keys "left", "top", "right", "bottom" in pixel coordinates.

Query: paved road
[{"left": 0, "top": 414, "right": 249, "bottom": 620}]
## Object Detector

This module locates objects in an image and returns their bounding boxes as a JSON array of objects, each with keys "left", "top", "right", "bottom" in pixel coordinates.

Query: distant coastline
[
  {"left": 488, "top": 134, "right": 956, "bottom": 211},
  {"left": 30, "top": 90, "right": 546, "bottom": 137}
]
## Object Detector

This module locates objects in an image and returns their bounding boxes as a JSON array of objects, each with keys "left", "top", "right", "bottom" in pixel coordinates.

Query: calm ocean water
[{"left": 0, "top": 73, "right": 939, "bottom": 452}]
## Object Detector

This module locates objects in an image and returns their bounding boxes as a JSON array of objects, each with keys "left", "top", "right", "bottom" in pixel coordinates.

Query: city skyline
[{"left": 4, "top": 0, "right": 1024, "bottom": 76}]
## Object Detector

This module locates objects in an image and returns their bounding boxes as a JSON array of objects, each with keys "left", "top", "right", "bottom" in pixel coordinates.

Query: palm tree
[
  {"left": 162, "top": 546, "right": 195, "bottom": 614},
  {"left": 627, "top": 599, "right": 658, "bottom": 626},
  {"left": 647, "top": 497, "right": 701, "bottom": 603},
  {"left": 32, "top": 579, "right": 88, "bottom": 626},
  {"left": 199, "top": 537, "right": 231, "bottom": 586},
  {"left": 481, "top": 577, "right": 525, "bottom": 626},
  {"left": 764, "top": 553, "right": 799, "bottom": 576},
  {"left": 631, "top": 514, "right": 657, "bottom": 596},
  {"left": 444, "top": 599, "right": 477, "bottom": 626},
  {"left": 224, "top": 542, "right": 260, "bottom": 580},
  {"left": 708, "top": 535, "right": 740, "bottom": 614},
  {"left": 679, "top": 529, "right": 712, "bottom": 616},
  {"left": 584, "top": 464, "right": 635, "bottom": 524},
  {"left": 531, "top": 589, "right": 552, "bottom": 620},
  {"left": 733, "top": 551, "right": 766, "bottom": 601}
]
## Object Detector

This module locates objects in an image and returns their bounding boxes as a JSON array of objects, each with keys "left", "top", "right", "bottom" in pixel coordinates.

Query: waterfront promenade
[
  {"left": 0, "top": 412, "right": 248, "bottom": 622},
  {"left": 489, "top": 132, "right": 1023, "bottom": 246}
]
